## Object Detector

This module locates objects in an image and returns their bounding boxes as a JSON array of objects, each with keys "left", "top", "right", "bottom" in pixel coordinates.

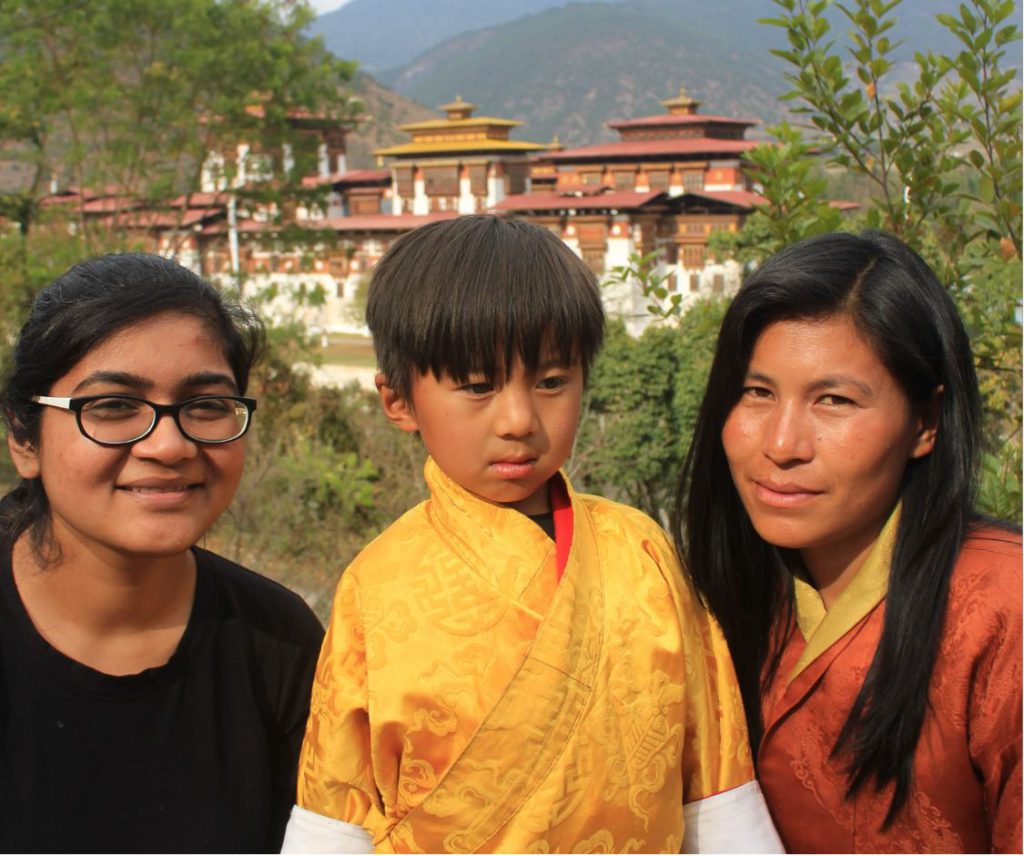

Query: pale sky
[{"left": 309, "top": 0, "right": 353, "bottom": 13}]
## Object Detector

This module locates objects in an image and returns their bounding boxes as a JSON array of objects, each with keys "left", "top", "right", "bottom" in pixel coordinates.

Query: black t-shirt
[{"left": 0, "top": 543, "right": 324, "bottom": 853}]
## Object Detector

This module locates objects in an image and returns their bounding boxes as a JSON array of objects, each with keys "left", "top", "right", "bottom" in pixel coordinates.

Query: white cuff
[
  {"left": 281, "top": 804, "right": 374, "bottom": 853},
  {"left": 681, "top": 780, "right": 784, "bottom": 853}
]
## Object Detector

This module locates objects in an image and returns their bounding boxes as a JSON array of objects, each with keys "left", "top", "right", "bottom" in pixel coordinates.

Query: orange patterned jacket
[{"left": 759, "top": 512, "right": 1022, "bottom": 853}]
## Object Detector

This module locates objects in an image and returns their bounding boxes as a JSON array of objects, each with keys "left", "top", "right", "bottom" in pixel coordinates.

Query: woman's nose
[
  {"left": 130, "top": 413, "right": 199, "bottom": 462},
  {"left": 762, "top": 402, "right": 814, "bottom": 465}
]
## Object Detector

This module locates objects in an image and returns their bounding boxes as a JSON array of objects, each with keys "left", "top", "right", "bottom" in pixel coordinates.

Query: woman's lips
[
  {"left": 752, "top": 480, "right": 823, "bottom": 508},
  {"left": 117, "top": 482, "right": 200, "bottom": 508}
]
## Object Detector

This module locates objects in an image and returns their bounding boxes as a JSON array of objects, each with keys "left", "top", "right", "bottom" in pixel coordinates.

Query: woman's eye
[
  {"left": 741, "top": 385, "right": 772, "bottom": 400},
  {"left": 537, "top": 375, "right": 568, "bottom": 391},
  {"left": 819, "top": 393, "right": 854, "bottom": 406},
  {"left": 83, "top": 398, "right": 143, "bottom": 419},
  {"left": 184, "top": 398, "right": 235, "bottom": 419}
]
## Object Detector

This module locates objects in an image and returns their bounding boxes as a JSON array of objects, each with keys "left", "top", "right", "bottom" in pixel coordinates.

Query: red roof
[
  {"left": 494, "top": 190, "right": 664, "bottom": 212},
  {"left": 322, "top": 212, "right": 457, "bottom": 232},
  {"left": 203, "top": 212, "right": 456, "bottom": 235},
  {"left": 543, "top": 138, "right": 759, "bottom": 162},
  {"left": 168, "top": 192, "right": 226, "bottom": 208},
  {"left": 81, "top": 197, "right": 141, "bottom": 213},
  {"left": 682, "top": 189, "right": 766, "bottom": 209},
  {"left": 608, "top": 114, "right": 759, "bottom": 130},
  {"left": 302, "top": 169, "right": 391, "bottom": 188},
  {"left": 96, "top": 208, "right": 223, "bottom": 229},
  {"left": 39, "top": 193, "right": 82, "bottom": 207}
]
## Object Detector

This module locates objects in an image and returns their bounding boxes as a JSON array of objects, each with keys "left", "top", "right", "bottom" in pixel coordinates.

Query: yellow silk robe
[
  {"left": 296, "top": 459, "right": 754, "bottom": 853},
  {"left": 759, "top": 512, "right": 1023, "bottom": 853}
]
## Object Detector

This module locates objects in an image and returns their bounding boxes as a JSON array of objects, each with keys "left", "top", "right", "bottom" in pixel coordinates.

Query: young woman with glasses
[
  {"left": 674, "top": 231, "right": 1021, "bottom": 852},
  {"left": 0, "top": 253, "right": 324, "bottom": 852}
]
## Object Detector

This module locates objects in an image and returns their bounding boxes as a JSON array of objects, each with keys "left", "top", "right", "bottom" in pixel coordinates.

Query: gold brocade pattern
[
  {"left": 297, "top": 459, "right": 753, "bottom": 853},
  {"left": 760, "top": 520, "right": 1023, "bottom": 853}
]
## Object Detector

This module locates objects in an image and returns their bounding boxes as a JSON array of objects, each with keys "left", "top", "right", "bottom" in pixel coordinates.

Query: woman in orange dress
[{"left": 675, "top": 230, "right": 1021, "bottom": 852}]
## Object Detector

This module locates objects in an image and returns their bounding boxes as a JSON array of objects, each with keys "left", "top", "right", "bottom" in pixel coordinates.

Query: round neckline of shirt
[{"left": 0, "top": 539, "right": 205, "bottom": 698}]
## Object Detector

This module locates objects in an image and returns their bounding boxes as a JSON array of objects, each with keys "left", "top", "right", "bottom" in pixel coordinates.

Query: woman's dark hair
[
  {"left": 673, "top": 230, "right": 980, "bottom": 822},
  {"left": 366, "top": 214, "right": 604, "bottom": 401},
  {"left": 1, "top": 252, "right": 264, "bottom": 553}
]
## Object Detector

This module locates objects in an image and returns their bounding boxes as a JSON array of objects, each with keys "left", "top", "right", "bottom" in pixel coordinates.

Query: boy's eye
[
  {"left": 459, "top": 382, "right": 493, "bottom": 396},
  {"left": 537, "top": 375, "right": 569, "bottom": 391}
]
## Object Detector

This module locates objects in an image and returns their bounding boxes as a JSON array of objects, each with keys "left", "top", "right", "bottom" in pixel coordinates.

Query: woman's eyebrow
[
  {"left": 70, "top": 370, "right": 238, "bottom": 395},
  {"left": 179, "top": 371, "right": 238, "bottom": 390},
  {"left": 810, "top": 376, "right": 875, "bottom": 397},
  {"left": 744, "top": 370, "right": 875, "bottom": 397},
  {"left": 72, "top": 371, "right": 149, "bottom": 394}
]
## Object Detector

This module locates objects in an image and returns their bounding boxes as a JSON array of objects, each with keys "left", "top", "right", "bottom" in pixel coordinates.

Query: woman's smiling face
[
  {"left": 721, "top": 314, "right": 938, "bottom": 581},
  {"left": 8, "top": 312, "right": 247, "bottom": 564}
]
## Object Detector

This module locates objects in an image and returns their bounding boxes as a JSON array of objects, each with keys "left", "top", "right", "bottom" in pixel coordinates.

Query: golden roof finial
[{"left": 661, "top": 84, "right": 700, "bottom": 115}]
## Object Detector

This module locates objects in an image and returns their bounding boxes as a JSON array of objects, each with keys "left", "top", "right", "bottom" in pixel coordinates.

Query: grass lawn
[{"left": 315, "top": 336, "right": 377, "bottom": 368}]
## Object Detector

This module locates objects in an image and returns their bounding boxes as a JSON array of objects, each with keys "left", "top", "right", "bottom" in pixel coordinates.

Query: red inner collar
[{"left": 550, "top": 477, "right": 573, "bottom": 582}]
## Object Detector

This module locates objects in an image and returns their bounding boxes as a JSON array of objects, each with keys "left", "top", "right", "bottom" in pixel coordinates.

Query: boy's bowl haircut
[{"left": 366, "top": 214, "right": 605, "bottom": 400}]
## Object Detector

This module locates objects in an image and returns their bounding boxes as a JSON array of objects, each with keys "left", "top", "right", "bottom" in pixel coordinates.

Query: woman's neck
[
  {"left": 11, "top": 532, "right": 196, "bottom": 675},
  {"left": 799, "top": 522, "right": 887, "bottom": 609}
]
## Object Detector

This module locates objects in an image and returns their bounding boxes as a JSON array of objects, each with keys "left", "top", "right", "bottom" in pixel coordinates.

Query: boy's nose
[{"left": 493, "top": 387, "right": 540, "bottom": 439}]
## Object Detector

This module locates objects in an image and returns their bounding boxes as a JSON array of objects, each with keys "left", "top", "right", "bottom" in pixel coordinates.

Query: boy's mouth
[{"left": 490, "top": 458, "right": 537, "bottom": 479}]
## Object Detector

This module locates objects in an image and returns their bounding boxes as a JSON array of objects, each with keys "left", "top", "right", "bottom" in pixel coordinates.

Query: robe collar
[
  {"left": 422, "top": 457, "right": 572, "bottom": 604},
  {"left": 789, "top": 505, "right": 900, "bottom": 680}
]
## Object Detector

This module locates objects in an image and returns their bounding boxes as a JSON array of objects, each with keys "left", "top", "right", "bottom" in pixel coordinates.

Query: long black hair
[
  {"left": 1, "top": 252, "right": 264, "bottom": 554},
  {"left": 673, "top": 230, "right": 981, "bottom": 821}
]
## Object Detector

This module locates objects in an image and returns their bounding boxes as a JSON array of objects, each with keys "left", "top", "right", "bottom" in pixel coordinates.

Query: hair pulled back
[{"left": 1, "top": 252, "right": 264, "bottom": 552}]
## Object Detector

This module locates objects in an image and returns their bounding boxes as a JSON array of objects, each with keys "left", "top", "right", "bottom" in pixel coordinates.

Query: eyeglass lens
[{"left": 80, "top": 397, "right": 249, "bottom": 444}]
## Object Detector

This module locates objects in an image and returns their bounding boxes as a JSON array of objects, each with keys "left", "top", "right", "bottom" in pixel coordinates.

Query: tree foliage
[
  {"left": 0, "top": 0, "right": 358, "bottom": 321},
  {"left": 573, "top": 300, "right": 728, "bottom": 524},
  {"left": 715, "top": 0, "right": 1021, "bottom": 520},
  {"left": 206, "top": 307, "right": 426, "bottom": 617}
]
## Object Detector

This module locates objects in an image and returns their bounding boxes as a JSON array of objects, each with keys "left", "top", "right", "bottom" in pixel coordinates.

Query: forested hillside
[{"left": 321, "top": 0, "right": 1020, "bottom": 149}]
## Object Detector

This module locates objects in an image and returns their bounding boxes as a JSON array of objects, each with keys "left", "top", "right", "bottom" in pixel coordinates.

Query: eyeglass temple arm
[{"left": 31, "top": 396, "right": 74, "bottom": 409}]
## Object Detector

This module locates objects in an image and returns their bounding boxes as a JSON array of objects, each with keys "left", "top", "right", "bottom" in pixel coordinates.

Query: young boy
[{"left": 282, "top": 215, "right": 780, "bottom": 853}]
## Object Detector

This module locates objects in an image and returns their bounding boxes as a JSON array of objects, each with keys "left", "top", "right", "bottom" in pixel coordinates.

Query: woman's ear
[
  {"left": 7, "top": 431, "right": 40, "bottom": 479},
  {"left": 910, "top": 385, "right": 943, "bottom": 460},
  {"left": 375, "top": 373, "right": 419, "bottom": 434}
]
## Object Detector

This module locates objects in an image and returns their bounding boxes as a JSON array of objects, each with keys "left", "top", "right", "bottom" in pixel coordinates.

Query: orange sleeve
[
  {"left": 967, "top": 578, "right": 1023, "bottom": 853},
  {"left": 295, "top": 570, "right": 383, "bottom": 834},
  {"left": 643, "top": 526, "right": 755, "bottom": 802}
]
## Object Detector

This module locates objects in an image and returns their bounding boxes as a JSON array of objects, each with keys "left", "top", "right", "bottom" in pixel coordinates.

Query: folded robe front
[
  {"left": 294, "top": 458, "right": 760, "bottom": 853},
  {"left": 759, "top": 511, "right": 1023, "bottom": 853}
]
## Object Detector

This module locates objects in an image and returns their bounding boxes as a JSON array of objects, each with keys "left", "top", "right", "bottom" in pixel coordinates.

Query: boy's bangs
[
  {"left": 422, "top": 322, "right": 582, "bottom": 388},
  {"left": 414, "top": 263, "right": 597, "bottom": 386},
  {"left": 366, "top": 215, "right": 605, "bottom": 398}
]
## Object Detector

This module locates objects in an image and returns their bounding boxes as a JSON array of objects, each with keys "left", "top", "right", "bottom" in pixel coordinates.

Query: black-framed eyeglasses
[{"left": 31, "top": 394, "right": 257, "bottom": 446}]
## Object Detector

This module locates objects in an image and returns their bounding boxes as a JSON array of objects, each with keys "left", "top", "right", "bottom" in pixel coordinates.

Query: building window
[
  {"left": 683, "top": 245, "right": 705, "bottom": 268},
  {"left": 689, "top": 273, "right": 700, "bottom": 292},
  {"left": 614, "top": 170, "right": 634, "bottom": 190},
  {"left": 713, "top": 273, "right": 725, "bottom": 293},
  {"left": 683, "top": 171, "right": 704, "bottom": 192}
]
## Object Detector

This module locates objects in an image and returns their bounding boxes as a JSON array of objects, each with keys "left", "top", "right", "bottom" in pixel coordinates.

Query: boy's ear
[
  {"left": 375, "top": 372, "right": 419, "bottom": 433},
  {"left": 7, "top": 431, "right": 40, "bottom": 479}
]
